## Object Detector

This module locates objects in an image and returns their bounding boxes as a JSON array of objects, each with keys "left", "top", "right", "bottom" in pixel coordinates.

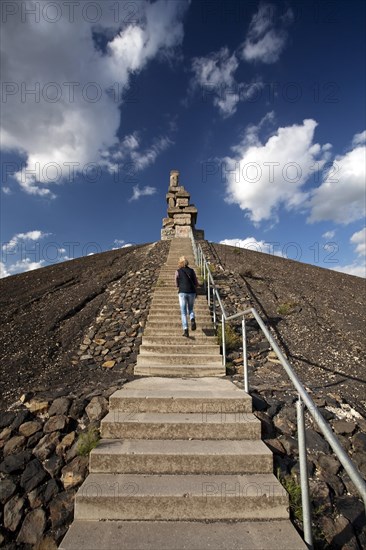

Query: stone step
[
  {"left": 100, "top": 411, "right": 260, "bottom": 439},
  {"left": 144, "top": 320, "right": 213, "bottom": 329},
  {"left": 136, "top": 354, "right": 222, "bottom": 366},
  {"left": 89, "top": 439, "right": 273, "bottom": 474},
  {"left": 59, "top": 519, "right": 307, "bottom": 550},
  {"left": 134, "top": 364, "right": 225, "bottom": 377},
  {"left": 109, "top": 378, "right": 252, "bottom": 413},
  {"left": 74, "top": 473, "right": 288, "bottom": 521},
  {"left": 142, "top": 332, "right": 217, "bottom": 341},
  {"left": 147, "top": 313, "right": 212, "bottom": 322},
  {"left": 139, "top": 344, "right": 220, "bottom": 355},
  {"left": 151, "top": 297, "right": 208, "bottom": 304},
  {"left": 149, "top": 304, "right": 210, "bottom": 312},
  {"left": 142, "top": 335, "right": 218, "bottom": 345}
]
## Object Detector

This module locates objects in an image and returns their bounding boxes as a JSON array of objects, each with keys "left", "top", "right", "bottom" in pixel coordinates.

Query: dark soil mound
[
  {"left": 206, "top": 242, "right": 366, "bottom": 412},
  {"left": 0, "top": 242, "right": 168, "bottom": 408}
]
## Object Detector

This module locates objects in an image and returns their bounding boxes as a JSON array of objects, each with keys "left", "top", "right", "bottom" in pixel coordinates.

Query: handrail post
[
  {"left": 242, "top": 316, "right": 249, "bottom": 393},
  {"left": 203, "top": 261, "right": 206, "bottom": 293},
  {"left": 207, "top": 270, "right": 210, "bottom": 307},
  {"left": 297, "top": 397, "right": 313, "bottom": 549},
  {"left": 213, "top": 290, "right": 216, "bottom": 329},
  {"left": 221, "top": 315, "right": 226, "bottom": 366}
]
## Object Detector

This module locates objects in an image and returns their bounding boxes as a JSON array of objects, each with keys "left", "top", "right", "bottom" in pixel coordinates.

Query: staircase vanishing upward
[{"left": 60, "top": 238, "right": 306, "bottom": 549}]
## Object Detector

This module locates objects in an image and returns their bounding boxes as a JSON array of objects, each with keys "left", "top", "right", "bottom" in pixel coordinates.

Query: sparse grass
[
  {"left": 217, "top": 324, "right": 241, "bottom": 352},
  {"left": 77, "top": 426, "right": 100, "bottom": 456},
  {"left": 233, "top": 247, "right": 241, "bottom": 255},
  {"left": 277, "top": 469, "right": 303, "bottom": 522},
  {"left": 277, "top": 301, "right": 299, "bottom": 316},
  {"left": 156, "top": 279, "right": 166, "bottom": 287},
  {"left": 207, "top": 263, "right": 216, "bottom": 274}
]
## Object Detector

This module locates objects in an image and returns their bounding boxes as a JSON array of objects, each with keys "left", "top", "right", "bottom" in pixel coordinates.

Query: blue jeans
[{"left": 178, "top": 292, "right": 196, "bottom": 330}]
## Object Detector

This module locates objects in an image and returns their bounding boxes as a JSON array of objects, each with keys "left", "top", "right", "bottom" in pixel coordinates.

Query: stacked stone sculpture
[{"left": 161, "top": 170, "right": 204, "bottom": 240}]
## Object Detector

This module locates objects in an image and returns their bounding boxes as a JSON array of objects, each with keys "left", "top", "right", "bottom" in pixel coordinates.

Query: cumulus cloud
[
  {"left": 308, "top": 133, "right": 366, "bottom": 224},
  {"left": 129, "top": 185, "right": 157, "bottom": 201},
  {"left": 103, "top": 132, "right": 173, "bottom": 173},
  {"left": 332, "top": 263, "right": 366, "bottom": 278},
  {"left": 330, "top": 227, "right": 366, "bottom": 278},
  {"left": 2, "top": 230, "right": 49, "bottom": 251},
  {"left": 0, "top": 261, "right": 10, "bottom": 278},
  {"left": 1, "top": 0, "right": 188, "bottom": 196},
  {"left": 242, "top": 3, "right": 294, "bottom": 63},
  {"left": 112, "top": 239, "right": 133, "bottom": 249},
  {"left": 322, "top": 230, "right": 336, "bottom": 239},
  {"left": 350, "top": 227, "right": 366, "bottom": 256},
  {"left": 223, "top": 117, "right": 331, "bottom": 223},
  {"left": 220, "top": 237, "right": 283, "bottom": 256},
  {"left": 0, "top": 258, "right": 46, "bottom": 278},
  {"left": 190, "top": 46, "right": 263, "bottom": 118}
]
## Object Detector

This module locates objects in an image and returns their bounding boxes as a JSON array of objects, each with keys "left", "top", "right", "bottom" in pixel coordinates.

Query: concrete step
[
  {"left": 142, "top": 334, "right": 219, "bottom": 347},
  {"left": 144, "top": 320, "right": 213, "bottom": 329},
  {"left": 89, "top": 439, "right": 273, "bottom": 474},
  {"left": 136, "top": 354, "right": 222, "bottom": 366},
  {"left": 74, "top": 473, "right": 288, "bottom": 521},
  {"left": 148, "top": 305, "right": 210, "bottom": 313},
  {"left": 147, "top": 313, "right": 212, "bottom": 322},
  {"left": 134, "top": 364, "right": 225, "bottom": 377},
  {"left": 100, "top": 411, "right": 261, "bottom": 439},
  {"left": 59, "top": 519, "right": 307, "bottom": 550},
  {"left": 109, "top": 378, "right": 253, "bottom": 413},
  {"left": 142, "top": 332, "right": 217, "bottom": 340},
  {"left": 139, "top": 344, "right": 220, "bottom": 355}
]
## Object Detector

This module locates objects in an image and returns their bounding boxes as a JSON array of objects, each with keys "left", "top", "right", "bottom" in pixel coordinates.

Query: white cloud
[
  {"left": 350, "top": 227, "right": 366, "bottom": 256},
  {"left": 102, "top": 132, "right": 173, "bottom": 173},
  {"left": 330, "top": 227, "right": 366, "bottom": 278},
  {"left": 2, "top": 187, "right": 12, "bottom": 195},
  {"left": 4, "top": 258, "right": 46, "bottom": 277},
  {"left": 352, "top": 130, "right": 366, "bottom": 147},
  {"left": 2, "top": 230, "right": 49, "bottom": 251},
  {"left": 220, "top": 237, "right": 283, "bottom": 256},
  {"left": 129, "top": 185, "right": 157, "bottom": 202},
  {"left": 322, "top": 230, "right": 336, "bottom": 239},
  {"left": 0, "top": 261, "right": 10, "bottom": 278},
  {"left": 1, "top": 0, "right": 188, "bottom": 196},
  {"left": 242, "top": 3, "right": 294, "bottom": 63},
  {"left": 308, "top": 134, "right": 366, "bottom": 224},
  {"left": 332, "top": 263, "right": 366, "bottom": 278},
  {"left": 112, "top": 239, "right": 133, "bottom": 249},
  {"left": 223, "top": 117, "right": 330, "bottom": 223},
  {"left": 191, "top": 47, "right": 263, "bottom": 118}
]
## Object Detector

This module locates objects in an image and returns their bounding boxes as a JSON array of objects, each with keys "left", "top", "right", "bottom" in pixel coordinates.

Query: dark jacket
[{"left": 176, "top": 267, "right": 198, "bottom": 294}]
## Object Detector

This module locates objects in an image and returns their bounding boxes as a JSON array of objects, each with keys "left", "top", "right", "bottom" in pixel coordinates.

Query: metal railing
[{"left": 192, "top": 237, "right": 366, "bottom": 549}]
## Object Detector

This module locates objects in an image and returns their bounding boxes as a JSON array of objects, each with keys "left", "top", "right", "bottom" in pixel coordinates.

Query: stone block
[
  {"left": 175, "top": 226, "right": 192, "bottom": 238},
  {"left": 176, "top": 198, "right": 189, "bottom": 207},
  {"left": 174, "top": 214, "right": 192, "bottom": 225}
]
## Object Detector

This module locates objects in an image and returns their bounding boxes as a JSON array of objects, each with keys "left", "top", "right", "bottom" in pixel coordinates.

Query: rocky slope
[
  {"left": 0, "top": 239, "right": 365, "bottom": 549},
  {"left": 0, "top": 241, "right": 169, "bottom": 409},
  {"left": 200, "top": 241, "right": 366, "bottom": 549}
]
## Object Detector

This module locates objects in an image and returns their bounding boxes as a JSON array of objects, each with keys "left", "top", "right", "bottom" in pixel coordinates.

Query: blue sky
[{"left": 1, "top": 0, "right": 365, "bottom": 277}]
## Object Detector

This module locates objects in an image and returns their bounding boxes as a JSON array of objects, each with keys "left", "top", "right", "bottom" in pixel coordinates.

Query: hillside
[
  {"left": 0, "top": 242, "right": 169, "bottom": 409},
  {"left": 1, "top": 240, "right": 365, "bottom": 411},
  {"left": 203, "top": 242, "right": 366, "bottom": 413}
]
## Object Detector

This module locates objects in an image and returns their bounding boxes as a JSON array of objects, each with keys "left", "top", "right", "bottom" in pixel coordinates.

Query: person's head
[{"left": 178, "top": 256, "right": 189, "bottom": 268}]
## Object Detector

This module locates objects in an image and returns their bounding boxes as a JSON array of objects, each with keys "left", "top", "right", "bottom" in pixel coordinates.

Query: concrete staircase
[
  {"left": 135, "top": 238, "right": 225, "bottom": 377},
  {"left": 59, "top": 238, "right": 306, "bottom": 549}
]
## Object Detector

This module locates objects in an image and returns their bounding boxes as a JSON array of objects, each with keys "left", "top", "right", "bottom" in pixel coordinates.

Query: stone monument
[{"left": 161, "top": 170, "right": 204, "bottom": 240}]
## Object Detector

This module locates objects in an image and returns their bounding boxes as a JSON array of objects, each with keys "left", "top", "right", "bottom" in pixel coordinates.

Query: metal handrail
[{"left": 191, "top": 237, "right": 366, "bottom": 549}]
